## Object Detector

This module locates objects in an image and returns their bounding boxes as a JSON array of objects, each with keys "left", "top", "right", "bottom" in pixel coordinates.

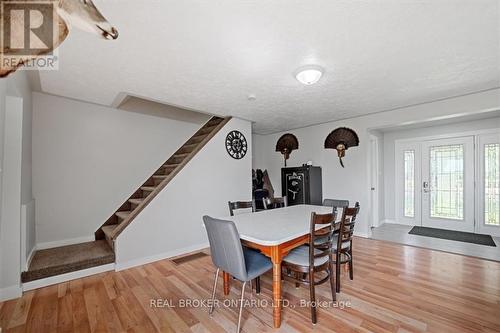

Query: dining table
[{"left": 218, "top": 204, "right": 335, "bottom": 328}]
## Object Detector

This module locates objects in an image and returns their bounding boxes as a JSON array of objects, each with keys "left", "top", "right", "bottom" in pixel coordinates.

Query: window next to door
[
  {"left": 485, "top": 143, "right": 500, "bottom": 226},
  {"left": 404, "top": 150, "right": 415, "bottom": 218}
]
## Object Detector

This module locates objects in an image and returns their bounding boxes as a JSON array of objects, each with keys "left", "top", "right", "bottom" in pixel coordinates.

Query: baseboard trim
[
  {"left": 380, "top": 219, "right": 398, "bottom": 225},
  {"left": 115, "top": 242, "right": 209, "bottom": 271},
  {"left": 25, "top": 245, "right": 37, "bottom": 271},
  {"left": 0, "top": 285, "right": 23, "bottom": 301},
  {"left": 22, "top": 263, "right": 115, "bottom": 291},
  {"left": 354, "top": 231, "right": 369, "bottom": 238},
  {"left": 36, "top": 236, "right": 95, "bottom": 250}
]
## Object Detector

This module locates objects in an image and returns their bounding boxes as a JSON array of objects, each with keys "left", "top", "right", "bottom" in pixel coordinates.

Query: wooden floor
[{"left": 1, "top": 237, "right": 500, "bottom": 332}]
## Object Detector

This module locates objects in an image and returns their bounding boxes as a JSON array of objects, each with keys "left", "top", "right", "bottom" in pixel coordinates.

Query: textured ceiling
[{"left": 39, "top": 0, "right": 500, "bottom": 134}]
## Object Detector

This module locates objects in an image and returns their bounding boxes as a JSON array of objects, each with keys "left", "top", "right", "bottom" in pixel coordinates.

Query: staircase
[
  {"left": 95, "top": 116, "right": 230, "bottom": 248},
  {"left": 21, "top": 116, "right": 230, "bottom": 283}
]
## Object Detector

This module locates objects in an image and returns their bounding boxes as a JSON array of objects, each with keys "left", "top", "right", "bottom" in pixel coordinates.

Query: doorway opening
[
  {"left": 368, "top": 114, "right": 500, "bottom": 260},
  {"left": 394, "top": 132, "right": 500, "bottom": 237}
]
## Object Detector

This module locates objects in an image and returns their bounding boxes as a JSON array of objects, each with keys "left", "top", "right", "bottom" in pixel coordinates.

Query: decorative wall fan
[
  {"left": 275, "top": 133, "right": 298, "bottom": 167},
  {"left": 324, "top": 127, "right": 359, "bottom": 167}
]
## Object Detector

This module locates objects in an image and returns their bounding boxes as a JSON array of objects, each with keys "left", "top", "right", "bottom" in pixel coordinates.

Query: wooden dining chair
[
  {"left": 262, "top": 196, "right": 287, "bottom": 210},
  {"left": 281, "top": 212, "right": 336, "bottom": 324},
  {"left": 228, "top": 200, "right": 256, "bottom": 216},
  {"left": 332, "top": 202, "right": 360, "bottom": 293},
  {"left": 203, "top": 216, "right": 272, "bottom": 332}
]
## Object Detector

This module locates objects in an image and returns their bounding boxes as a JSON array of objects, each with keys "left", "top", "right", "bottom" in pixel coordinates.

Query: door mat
[{"left": 409, "top": 226, "right": 496, "bottom": 247}]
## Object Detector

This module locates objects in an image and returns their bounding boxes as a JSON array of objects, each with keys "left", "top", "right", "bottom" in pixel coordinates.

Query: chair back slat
[
  {"left": 262, "top": 196, "right": 287, "bottom": 210},
  {"left": 228, "top": 200, "right": 256, "bottom": 216},
  {"left": 336, "top": 202, "right": 360, "bottom": 250},
  {"left": 308, "top": 212, "right": 336, "bottom": 267},
  {"left": 203, "top": 216, "right": 248, "bottom": 281}
]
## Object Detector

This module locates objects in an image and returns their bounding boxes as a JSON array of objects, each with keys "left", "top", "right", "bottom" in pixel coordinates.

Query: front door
[{"left": 421, "top": 137, "right": 475, "bottom": 232}]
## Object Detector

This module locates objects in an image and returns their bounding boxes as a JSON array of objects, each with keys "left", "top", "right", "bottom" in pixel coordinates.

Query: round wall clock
[{"left": 225, "top": 130, "right": 248, "bottom": 159}]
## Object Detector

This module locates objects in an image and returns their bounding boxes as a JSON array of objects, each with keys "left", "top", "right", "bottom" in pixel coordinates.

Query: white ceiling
[{"left": 39, "top": 0, "right": 500, "bottom": 134}]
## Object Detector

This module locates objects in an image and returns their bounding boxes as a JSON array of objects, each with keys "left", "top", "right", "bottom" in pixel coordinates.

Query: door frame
[{"left": 369, "top": 135, "right": 380, "bottom": 228}]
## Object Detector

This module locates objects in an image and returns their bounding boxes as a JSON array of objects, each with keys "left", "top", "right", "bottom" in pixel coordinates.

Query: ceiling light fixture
[{"left": 295, "top": 65, "right": 324, "bottom": 85}]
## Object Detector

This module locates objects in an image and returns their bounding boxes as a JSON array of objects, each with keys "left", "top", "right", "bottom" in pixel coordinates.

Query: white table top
[{"left": 218, "top": 204, "right": 334, "bottom": 246}]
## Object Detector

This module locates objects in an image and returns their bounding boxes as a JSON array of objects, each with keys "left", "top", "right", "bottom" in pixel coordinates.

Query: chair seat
[
  {"left": 314, "top": 236, "right": 350, "bottom": 251},
  {"left": 243, "top": 248, "right": 273, "bottom": 281},
  {"left": 332, "top": 236, "right": 351, "bottom": 251},
  {"left": 283, "top": 245, "right": 329, "bottom": 267}
]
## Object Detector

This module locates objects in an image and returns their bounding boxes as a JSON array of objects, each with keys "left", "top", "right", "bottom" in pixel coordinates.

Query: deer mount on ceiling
[
  {"left": 324, "top": 127, "right": 359, "bottom": 168},
  {"left": 275, "top": 133, "right": 298, "bottom": 167},
  {"left": 0, "top": 0, "right": 119, "bottom": 78}
]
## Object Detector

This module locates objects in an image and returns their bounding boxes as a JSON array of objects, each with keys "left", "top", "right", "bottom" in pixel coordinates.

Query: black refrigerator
[{"left": 281, "top": 166, "right": 322, "bottom": 206}]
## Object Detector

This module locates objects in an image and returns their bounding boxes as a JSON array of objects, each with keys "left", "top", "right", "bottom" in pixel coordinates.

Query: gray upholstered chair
[
  {"left": 322, "top": 198, "right": 349, "bottom": 208},
  {"left": 203, "top": 216, "right": 272, "bottom": 332},
  {"left": 323, "top": 199, "right": 349, "bottom": 218}
]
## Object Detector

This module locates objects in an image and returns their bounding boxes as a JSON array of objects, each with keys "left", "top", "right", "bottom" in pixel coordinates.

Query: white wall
[
  {"left": 383, "top": 116, "right": 500, "bottom": 222},
  {"left": 32, "top": 93, "right": 209, "bottom": 247},
  {"left": 116, "top": 117, "right": 252, "bottom": 269},
  {"left": 253, "top": 88, "right": 500, "bottom": 237}
]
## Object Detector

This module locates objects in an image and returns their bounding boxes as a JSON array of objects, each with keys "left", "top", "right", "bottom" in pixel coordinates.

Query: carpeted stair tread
[
  {"left": 115, "top": 211, "right": 131, "bottom": 220},
  {"left": 21, "top": 240, "right": 115, "bottom": 283},
  {"left": 198, "top": 125, "right": 217, "bottom": 135},
  {"left": 141, "top": 186, "right": 157, "bottom": 192},
  {"left": 188, "top": 134, "right": 207, "bottom": 143},
  {"left": 163, "top": 163, "right": 180, "bottom": 168},
  {"left": 181, "top": 143, "right": 198, "bottom": 150},
  {"left": 206, "top": 117, "right": 224, "bottom": 126},
  {"left": 128, "top": 198, "right": 145, "bottom": 205},
  {"left": 102, "top": 225, "right": 118, "bottom": 237}
]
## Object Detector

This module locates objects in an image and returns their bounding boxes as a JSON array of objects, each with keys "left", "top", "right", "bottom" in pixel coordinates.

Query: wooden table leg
[
  {"left": 271, "top": 252, "right": 282, "bottom": 328},
  {"left": 223, "top": 271, "right": 230, "bottom": 295},
  {"left": 241, "top": 237, "right": 307, "bottom": 329}
]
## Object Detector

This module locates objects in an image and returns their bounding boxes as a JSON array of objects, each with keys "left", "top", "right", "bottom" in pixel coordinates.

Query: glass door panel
[
  {"left": 421, "top": 137, "right": 474, "bottom": 232},
  {"left": 429, "top": 144, "right": 464, "bottom": 220}
]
